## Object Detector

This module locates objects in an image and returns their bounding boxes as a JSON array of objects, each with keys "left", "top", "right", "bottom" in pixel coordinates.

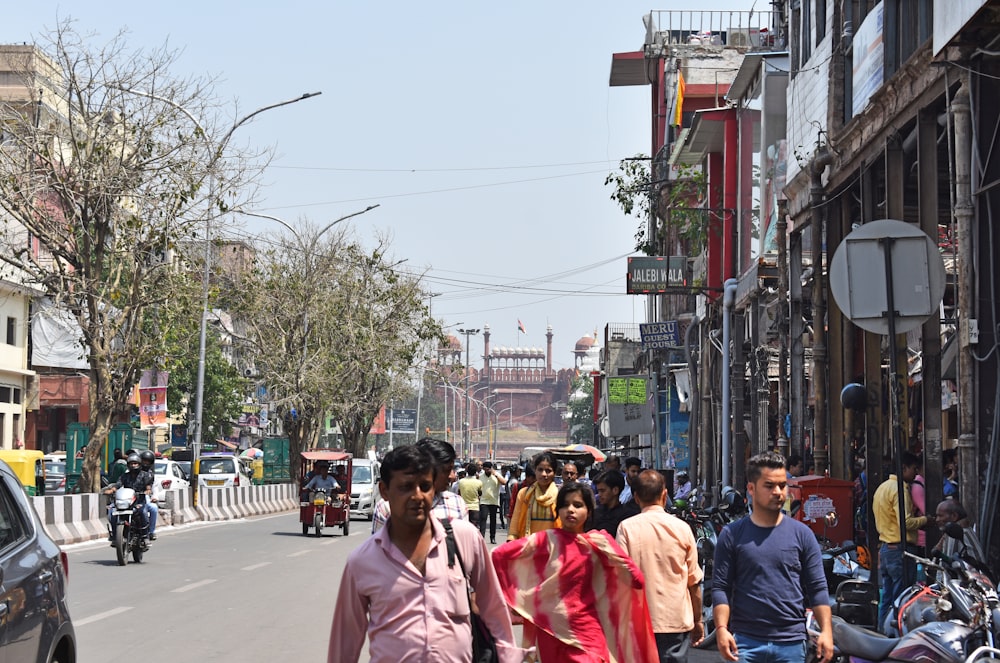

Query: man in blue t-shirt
[{"left": 712, "top": 451, "right": 832, "bottom": 663}]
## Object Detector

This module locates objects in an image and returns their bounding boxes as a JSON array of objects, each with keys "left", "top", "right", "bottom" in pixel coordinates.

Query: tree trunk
[{"left": 81, "top": 370, "right": 115, "bottom": 493}]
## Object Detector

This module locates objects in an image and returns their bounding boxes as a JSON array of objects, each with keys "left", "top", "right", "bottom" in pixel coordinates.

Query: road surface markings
[
  {"left": 76, "top": 606, "right": 132, "bottom": 627},
  {"left": 241, "top": 562, "right": 272, "bottom": 571},
  {"left": 172, "top": 579, "right": 218, "bottom": 593},
  {"left": 287, "top": 549, "right": 313, "bottom": 557}
]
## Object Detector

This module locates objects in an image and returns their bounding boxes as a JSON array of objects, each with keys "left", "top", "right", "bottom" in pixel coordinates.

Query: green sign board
[
  {"left": 607, "top": 377, "right": 648, "bottom": 405},
  {"left": 626, "top": 256, "right": 687, "bottom": 294}
]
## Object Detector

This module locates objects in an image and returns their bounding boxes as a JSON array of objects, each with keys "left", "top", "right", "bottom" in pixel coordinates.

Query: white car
[
  {"left": 153, "top": 460, "right": 190, "bottom": 492},
  {"left": 350, "top": 459, "right": 379, "bottom": 520},
  {"left": 197, "top": 454, "right": 250, "bottom": 488}
]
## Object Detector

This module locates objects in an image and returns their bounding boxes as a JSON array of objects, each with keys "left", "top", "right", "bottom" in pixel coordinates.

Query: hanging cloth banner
[{"left": 139, "top": 369, "right": 169, "bottom": 428}]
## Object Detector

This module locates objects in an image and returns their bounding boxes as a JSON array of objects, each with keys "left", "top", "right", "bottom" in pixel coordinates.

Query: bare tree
[
  {"left": 0, "top": 23, "right": 264, "bottom": 491},
  {"left": 238, "top": 221, "right": 437, "bottom": 478},
  {"left": 326, "top": 239, "right": 438, "bottom": 458}
]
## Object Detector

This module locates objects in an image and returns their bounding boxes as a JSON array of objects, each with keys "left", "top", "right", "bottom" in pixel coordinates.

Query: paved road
[
  {"left": 66, "top": 511, "right": 360, "bottom": 663},
  {"left": 65, "top": 512, "right": 725, "bottom": 662}
]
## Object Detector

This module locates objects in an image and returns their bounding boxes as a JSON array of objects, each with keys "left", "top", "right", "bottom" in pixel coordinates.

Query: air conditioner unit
[{"left": 727, "top": 27, "right": 761, "bottom": 48}]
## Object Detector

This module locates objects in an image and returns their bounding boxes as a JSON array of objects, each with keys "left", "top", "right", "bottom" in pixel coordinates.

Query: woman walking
[
  {"left": 507, "top": 452, "right": 560, "bottom": 541},
  {"left": 492, "top": 481, "right": 658, "bottom": 662}
]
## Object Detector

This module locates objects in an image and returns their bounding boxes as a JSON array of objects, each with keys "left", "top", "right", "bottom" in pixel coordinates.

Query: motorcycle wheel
[
  {"left": 114, "top": 523, "right": 127, "bottom": 566},
  {"left": 314, "top": 513, "right": 322, "bottom": 537},
  {"left": 132, "top": 536, "right": 144, "bottom": 564}
]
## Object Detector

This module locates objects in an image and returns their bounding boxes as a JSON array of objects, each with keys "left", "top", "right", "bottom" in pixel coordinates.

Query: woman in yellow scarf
[{"left": 508, "top": 451, "right": 560, "bottom": 541}]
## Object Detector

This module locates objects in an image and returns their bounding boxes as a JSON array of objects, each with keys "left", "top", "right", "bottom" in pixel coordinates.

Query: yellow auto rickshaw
[{"left": 0, "top": 449, "right": 46, "bottom": 496}]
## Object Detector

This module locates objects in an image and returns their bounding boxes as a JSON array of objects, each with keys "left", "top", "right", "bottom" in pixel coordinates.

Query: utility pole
[{"left": 457, "top": 328, "right": 480, "bottom": 458}]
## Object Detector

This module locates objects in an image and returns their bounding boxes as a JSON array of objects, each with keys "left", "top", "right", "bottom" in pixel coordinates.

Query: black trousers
[
  {"left": 479, "top": 504, "right": 499, "bottom": 541},
  {"left": 654, "top": 632, "right": 690, "bottom": 663}
]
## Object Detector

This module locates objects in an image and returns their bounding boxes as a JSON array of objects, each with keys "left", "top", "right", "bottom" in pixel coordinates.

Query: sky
[{"left": 4, "top": 1, "right": 759, "bottom": 371}]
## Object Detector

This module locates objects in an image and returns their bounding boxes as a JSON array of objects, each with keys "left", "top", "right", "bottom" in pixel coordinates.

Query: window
[
  {"left": 12, "top": 389, "right": 19, "bottom": 405},
  {"left": 0, "top": 480, "right": 27, "bottom": 551},
  {"left": 791, "top": 0, "right": 801, "bottom": 77},
  {"left": 0, "top": 387, "right": 10, "bottom": 403},
  {"left": 802, "top": 0, "right": 813, "bottom": 64},
  {"left": 5, "top": 317, "right": 15, "bottom": 345},
  {"left": 816, "top": 0, "right": 827, "bottom": 46}
]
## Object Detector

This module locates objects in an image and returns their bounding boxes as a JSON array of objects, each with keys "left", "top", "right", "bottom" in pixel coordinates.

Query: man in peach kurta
[{"left": 617, "top": 470, "right": 704, "bottom": 663}]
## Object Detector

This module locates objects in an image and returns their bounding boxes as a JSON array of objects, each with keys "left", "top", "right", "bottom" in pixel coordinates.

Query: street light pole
[
  {"left": 112, "top": 86, "right": 321, "bottom": 493},
  {"left": 190, "top": 92, "right": 321, "bottom": 485},
  {"left": 456, "top": 328, "right": 479, "bottom": 459}
]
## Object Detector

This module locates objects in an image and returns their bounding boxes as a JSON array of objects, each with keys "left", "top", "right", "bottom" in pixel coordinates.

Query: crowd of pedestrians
[{"left": 331, "top": 441, "right": 838, "bottom": 663}]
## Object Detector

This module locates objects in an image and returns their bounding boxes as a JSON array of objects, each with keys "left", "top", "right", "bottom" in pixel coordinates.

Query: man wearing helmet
[
  {"left": 103, "top": 452, "right": 154, "bottom": 543},
  {"left": 675, "top": 471, "right": 693, "bottom": 501},
  {"left": 138, "top": 450, "right": 160, "bottom": 540}
]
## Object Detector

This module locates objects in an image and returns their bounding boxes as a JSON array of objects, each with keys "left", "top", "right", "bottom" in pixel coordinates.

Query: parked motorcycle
[
  {"left": 807, "top": 543, "right": 999, "bottom": 662},
  {"left": 881, "top": 523, "right": 996, "bottom": 638},
  {"left": 108, "top": 487, "right": 148, "bottom": 566},
  {"left": 820, "top": 541, "right": 880, "bottom": 629}
]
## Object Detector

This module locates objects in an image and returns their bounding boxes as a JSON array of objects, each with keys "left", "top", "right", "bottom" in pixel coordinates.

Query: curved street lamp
[
  {"left": 456, "top": 328, "right": 480, "bottom": 459},
  {"left": 113, "top": 86, "right": 321, "bottom": 489}
]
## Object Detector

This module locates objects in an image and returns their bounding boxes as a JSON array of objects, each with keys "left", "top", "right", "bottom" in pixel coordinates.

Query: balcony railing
[{"left": 645, "top": 10, "right": 784, "bottom": 51}]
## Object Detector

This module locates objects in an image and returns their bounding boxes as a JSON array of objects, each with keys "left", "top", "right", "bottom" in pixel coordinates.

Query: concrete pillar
[{"left": 952, "top": 75, "right": 979, "bottom": 520}]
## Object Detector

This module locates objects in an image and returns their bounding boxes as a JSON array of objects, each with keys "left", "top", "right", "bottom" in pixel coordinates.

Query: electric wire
[
  {"left": 268, "top": 159, "right": 626, "bottom": 173},
  {"left": 209, "top": 223, "right": 629, "bottom": 299},
  {"left": 259, "top": 169, "right": 609, "bottom": 211}
]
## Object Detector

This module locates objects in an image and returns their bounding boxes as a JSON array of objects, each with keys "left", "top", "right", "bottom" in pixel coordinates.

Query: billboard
[
  {"left": 389, "top": 408, "right": 417, "bottom": 434},
  {"left": 605, "top": 376, "right": 655, "bottom": 435},
  {"left": 138, "top": 369, "right": 168, "bottom": 428},
  {"left": 852, "top": 3, "right": 884, "bottom": 117},
  {"left": 626, "top": 256, "right": 686, "bottom": 294}
]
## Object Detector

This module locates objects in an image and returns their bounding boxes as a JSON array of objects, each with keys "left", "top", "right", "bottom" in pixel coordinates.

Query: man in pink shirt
[
  {"left": 617, "top": 470, "right": 704, "bottom": 663},
  {"left": 329, "top": 444, "right": 523, "bottom": 663}
]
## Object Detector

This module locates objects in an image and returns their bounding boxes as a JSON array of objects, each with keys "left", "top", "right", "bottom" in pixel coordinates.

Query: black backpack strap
[{"left": 441, "top": 518, "right": 457, "bottom": 569}]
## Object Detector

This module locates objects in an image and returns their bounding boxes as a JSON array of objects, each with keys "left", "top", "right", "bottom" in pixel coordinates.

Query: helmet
[
  {"left": 126, "top": 453, "right": 141, "bottom": 465},
  {"left": 139, "top": 450, "right": 155, "bottom": 465},
  {"left": 720, "top": 485, "right": 747, "bottom": 514}
]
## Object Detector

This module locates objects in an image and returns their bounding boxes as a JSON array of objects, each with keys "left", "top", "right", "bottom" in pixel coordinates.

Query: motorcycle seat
[{"left": 832, "top": 616, "right": 896, "bottom": 660}]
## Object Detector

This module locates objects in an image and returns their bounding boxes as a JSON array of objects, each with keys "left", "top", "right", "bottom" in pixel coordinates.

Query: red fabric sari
[{"left": 492, "top": 528, "right": 658, "bottom": 663}]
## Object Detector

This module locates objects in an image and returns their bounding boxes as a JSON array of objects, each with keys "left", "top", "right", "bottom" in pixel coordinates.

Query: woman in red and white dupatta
[{"left": 492, "top": 481, "right": 658, "bottom": 663}]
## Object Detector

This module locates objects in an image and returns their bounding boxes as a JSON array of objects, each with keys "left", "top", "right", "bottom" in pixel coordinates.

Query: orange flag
[{"left": 673, "top": 70, "right": 685, "bottom": 126}]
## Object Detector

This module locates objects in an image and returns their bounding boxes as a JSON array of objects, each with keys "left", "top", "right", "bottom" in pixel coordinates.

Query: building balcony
[{"left": 643, "top": 9, "right": 785, "bottom": 54}]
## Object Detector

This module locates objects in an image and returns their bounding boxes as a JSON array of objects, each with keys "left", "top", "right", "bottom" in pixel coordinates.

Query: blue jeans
[
  {"left": 144, "top": 501, "right": 159, "bottom": 535},
  {"left": 734, "top": 634, "right": 806, "bottom": 663},
  {"left": 878, "top": 543, "right": 916, "bottom": 632}
]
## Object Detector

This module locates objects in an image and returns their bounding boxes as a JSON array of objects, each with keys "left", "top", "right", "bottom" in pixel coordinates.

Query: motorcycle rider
[
  {"left": 138, "top": 450, "right": 159, "bottom": 541},
  {"left": 103, "top": 453, "right": 154, "bottom": 542}
]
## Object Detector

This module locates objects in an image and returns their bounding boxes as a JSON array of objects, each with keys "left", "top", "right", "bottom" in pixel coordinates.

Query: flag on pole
[
  {"left": 517, "top": 319, "right": 526, "bottom": 334},
  {"left": 673, "top": 70, "right": 686, "bottom": 126}
]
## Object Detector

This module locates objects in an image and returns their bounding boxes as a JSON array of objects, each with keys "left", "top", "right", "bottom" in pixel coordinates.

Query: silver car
[
  {"left": 0, "top": 458, "right": 76, "bottom": 662},
  {"left": 349, "top": 459, "right": 380, "bottom": 520}
]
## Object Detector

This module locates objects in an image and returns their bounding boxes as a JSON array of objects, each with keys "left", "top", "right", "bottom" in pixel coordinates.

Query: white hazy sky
[{"left": 5, "top": 1, "right": 759, "bottom": 370}]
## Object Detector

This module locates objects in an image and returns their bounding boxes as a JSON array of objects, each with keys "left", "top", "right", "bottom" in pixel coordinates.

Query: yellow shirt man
[{"left": 872, "top": 473, "right": 928, "bottom": 544}]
